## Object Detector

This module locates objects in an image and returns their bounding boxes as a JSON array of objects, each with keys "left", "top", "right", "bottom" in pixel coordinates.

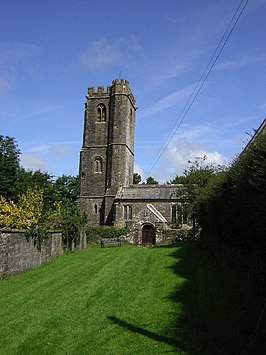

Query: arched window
[
  {"left": 94, "top": 158, "right": 103, "bottom": 173},
  {"left": 96, "top": 103, "right": 106, "bottom": 122}
]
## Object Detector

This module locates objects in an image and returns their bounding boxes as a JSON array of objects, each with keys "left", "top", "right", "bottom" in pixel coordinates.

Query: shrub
[
  {"left": 0, "top": 187, "right": 43, "bottom": 229},
  {"left": 45, "top": 201, "right": 88, "bottom": 249},
  {"left": 25, "top": 227, "right": 49, "bottom": 251},
  {"left": 196, "top": 136, "right": 266, "bottom": 293},
  {"left": 86, "top": 226, "right": 128, "bottom": 243}
]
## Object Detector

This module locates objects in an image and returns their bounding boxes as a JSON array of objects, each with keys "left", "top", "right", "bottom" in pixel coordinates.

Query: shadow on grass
[
  {"left": 107, "top": 316, "right": 177, "bottom": 347},
  {"left": 108, "top": 243, "right": 254, "bottom": 354},
  {"left": 167, "top": 243, "right": 252, "bottom": 354}
]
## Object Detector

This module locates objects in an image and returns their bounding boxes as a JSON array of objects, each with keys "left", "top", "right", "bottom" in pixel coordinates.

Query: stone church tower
[{"left": 79, "top": 79, "right": 136, "bottom": 225}]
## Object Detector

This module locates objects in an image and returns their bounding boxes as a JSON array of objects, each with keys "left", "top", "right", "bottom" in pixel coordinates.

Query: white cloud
[
  {"left": 53, "top": 140, "right": 81, "bottom": 145},
  {"left": 151, "top": 138, "right": 228, "bottom": 183},
  {"left": 145, "top": 48, "right": 202, "bottom": 86},
  {"left": 138, "top": 84, "right": 194, "bottom": 119},
  {"left": 26, "top": 145, "right": 51, "bottom": 153},
  {"left": 148, "top": 62, "right": 188, "bottom": 86},
  {"left": 21, "top": 104, "right": 56, "bottom": 119},
  {"left": 81, "top": 37, "right": 141, "bottom": 70},
  {"left": 0, "top": 76, "right": 13, "bottom": 95},
  {"left": 26, "top": 143, "right": 73, "bottom": 156},
  {"left": 216, "top": 55, "right": 265, "bottom": 71},
  {"left": 134, "top": 163, "right": 144, "bottom": 182},
  {"left": 81, "top": 40, "right": 121, "bottom": 69},
  {"left": 20, "top": 143, "right": 77, "bottom": 175},
  {"left": 0, "top": 42, "right": 41, "bottom": 64},
  {"left": 3, "top": 103, "right": 60, "bottom": 123},
  {"left": 52, "top": 145, "right": 71, "bottom": 156},
  {"left": 0, "top": 42, "right": 42, "bottom": 94},
  {"left": 20, "top": 154, "right": 46, "bottom": 171}
]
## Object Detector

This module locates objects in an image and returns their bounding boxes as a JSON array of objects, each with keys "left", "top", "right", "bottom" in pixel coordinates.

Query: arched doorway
[{"left": 142, "top": 224, "right": 156, "bottom": 246}]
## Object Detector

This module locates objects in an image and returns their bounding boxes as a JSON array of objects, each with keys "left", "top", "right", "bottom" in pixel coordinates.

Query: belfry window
[
  {"left": 94, "top": 158, "right": 103, "bottom": 173},
  {"left": 96, "top": 103, "right": 106, "bottom": 122}
]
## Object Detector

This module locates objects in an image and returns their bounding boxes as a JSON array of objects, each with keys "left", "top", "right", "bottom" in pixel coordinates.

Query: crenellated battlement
[
  {"left": 87, "top": 85, "right": 111, "bottom": 97},
  {"left": 86, "top": 79, "right": 136, "bottom": 106},
  {"left": 111, "top": 78, "right": 129, "bottom": 86}
]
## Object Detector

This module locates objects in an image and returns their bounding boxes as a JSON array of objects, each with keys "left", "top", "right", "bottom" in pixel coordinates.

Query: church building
[{"left": 79, "top": 79, "right": 190, "bottom": 245}]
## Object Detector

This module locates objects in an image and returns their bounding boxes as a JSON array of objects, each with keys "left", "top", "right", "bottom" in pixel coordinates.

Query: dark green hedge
[
  {"left": 196, "top": 137, "right": 266, "bottom": 292},
  {"left": 86, "top": 226, "right": 128, "bottom": 243}
]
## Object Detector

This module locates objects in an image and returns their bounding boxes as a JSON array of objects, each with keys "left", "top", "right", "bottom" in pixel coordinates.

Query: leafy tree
[
  {"left": 45, "top": 200, "right": 88, "bottom": 249},
  {"left": 146, "top": 176, "right": 159, "bottom": 185},
  {"left": 17, "top": 186, "right": 44, "bottom": 228},
  {"left": 53, "top": 175, "right": 79, "bottom": 205},
  {"left": 15, "top": 168, "right": 54, "bottom": 208},
  {"left": 193, "top": 139, "right": 266, "bottom": 297},
  {"left": 172, "top": 156, "right": 225, "bottom": 186},
  {"left": 0, "top": 196, "right": 19, "bottom": 228},
  {"left": 0, "top": 187, "right": 44, "bottom": 229},
  {"left": 171, "top": 156, "right": 227, "bottom": 203},
  {"left": 15, "top": 170, "right": 78, "bottom": 211},
  {"left": 133, "top": 173, "right": 142, "bottom": 184},
  {"left": 0, "top": 136, "right": 20, "bottom": 199}
]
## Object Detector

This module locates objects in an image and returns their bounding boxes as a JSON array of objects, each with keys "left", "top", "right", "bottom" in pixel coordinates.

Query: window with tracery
[
  {"left": 94, "top": 158, "right": 103, "bottom": 173},
  {"left": 96, "top": 103, "right": 106, "bottom": 122}
]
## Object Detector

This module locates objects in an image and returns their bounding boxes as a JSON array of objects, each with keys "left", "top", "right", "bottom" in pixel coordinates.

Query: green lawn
[{"left": 0, "top": 243, "right": 252, "bottom": 354}]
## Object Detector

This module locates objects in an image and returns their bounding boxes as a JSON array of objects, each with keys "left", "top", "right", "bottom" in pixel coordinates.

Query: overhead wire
[{"left": 143, "top": 0, "right": 249, "bottom": 180}]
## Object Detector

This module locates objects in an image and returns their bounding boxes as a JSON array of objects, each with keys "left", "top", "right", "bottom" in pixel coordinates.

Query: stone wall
[{"left": 0, "top": 230, "right": 63, "bottom": 280}]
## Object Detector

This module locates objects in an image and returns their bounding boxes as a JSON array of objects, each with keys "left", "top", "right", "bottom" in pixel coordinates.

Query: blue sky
[{"left": 1, "top": 0, "right": 265, "bottom": 183}]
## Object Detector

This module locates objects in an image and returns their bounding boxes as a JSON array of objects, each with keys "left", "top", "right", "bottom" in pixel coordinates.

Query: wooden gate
[{"left": 142, "top": 224, "right": 156, "bottom": 246}]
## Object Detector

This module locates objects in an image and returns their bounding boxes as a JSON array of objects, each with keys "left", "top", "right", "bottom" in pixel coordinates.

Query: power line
[{"left": 143, "top": 0, "right": 249, "bottom": 180}]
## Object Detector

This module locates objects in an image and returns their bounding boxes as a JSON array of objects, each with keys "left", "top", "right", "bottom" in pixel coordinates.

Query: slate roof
[{"left": 115, "top": 184, "right": 184, "bottom": 201}]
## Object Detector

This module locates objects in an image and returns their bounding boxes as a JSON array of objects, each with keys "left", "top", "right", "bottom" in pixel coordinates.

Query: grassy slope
[{"left": 0, "top": 244, "right": 253, "bottom": 354}]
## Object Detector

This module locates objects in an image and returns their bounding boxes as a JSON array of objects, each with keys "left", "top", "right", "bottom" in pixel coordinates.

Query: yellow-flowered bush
[
  {"left": 0, "top": 187, "right": 44, "bottom": 229},
  {"left": 0, "top": 196, "right": 19, "bottom": 228}
]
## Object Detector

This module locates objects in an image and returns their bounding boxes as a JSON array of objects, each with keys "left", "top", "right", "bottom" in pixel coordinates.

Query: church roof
[{"left": 115, "top": 184, "right": 184, "bottom": 201}]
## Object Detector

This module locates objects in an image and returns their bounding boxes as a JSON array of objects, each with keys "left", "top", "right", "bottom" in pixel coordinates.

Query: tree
[
  {"left": 15, "top": 168, "right": 54, "bottom": 208},
  {"left": 0, "top": 136, "right": 20, "bottom": 199},
  {"left": 146, "top": 176, "right": 159, "bottom": 185},
  {"left": 133, "top": 173, "right": 142, "bottom": 184},
  {"left": 53, "top": 175, "right": 79, "bottom": 205},
  {"left": 171, "top": 156, "right": 226, "bottom": 194},
  {"left": 0, "top": 186, "right": 44, "bottom": 229},
  {"left": 170, "top": 156, "right": 227, "bottom": 223}
]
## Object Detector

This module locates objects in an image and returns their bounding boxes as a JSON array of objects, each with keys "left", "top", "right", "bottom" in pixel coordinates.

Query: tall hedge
[{"left": 196, "top": 137, "right": 266, "bottom": 291}]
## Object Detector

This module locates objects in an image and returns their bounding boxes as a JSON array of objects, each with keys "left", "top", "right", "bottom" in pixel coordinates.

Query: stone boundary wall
[{"left": 0, "top": 230, "right": 63, "bottom": 280}]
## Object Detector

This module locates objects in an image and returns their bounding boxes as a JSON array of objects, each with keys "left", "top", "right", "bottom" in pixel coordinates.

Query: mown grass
[{"left": 0, "top": 243, "right": 255, "bottom": 354}]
